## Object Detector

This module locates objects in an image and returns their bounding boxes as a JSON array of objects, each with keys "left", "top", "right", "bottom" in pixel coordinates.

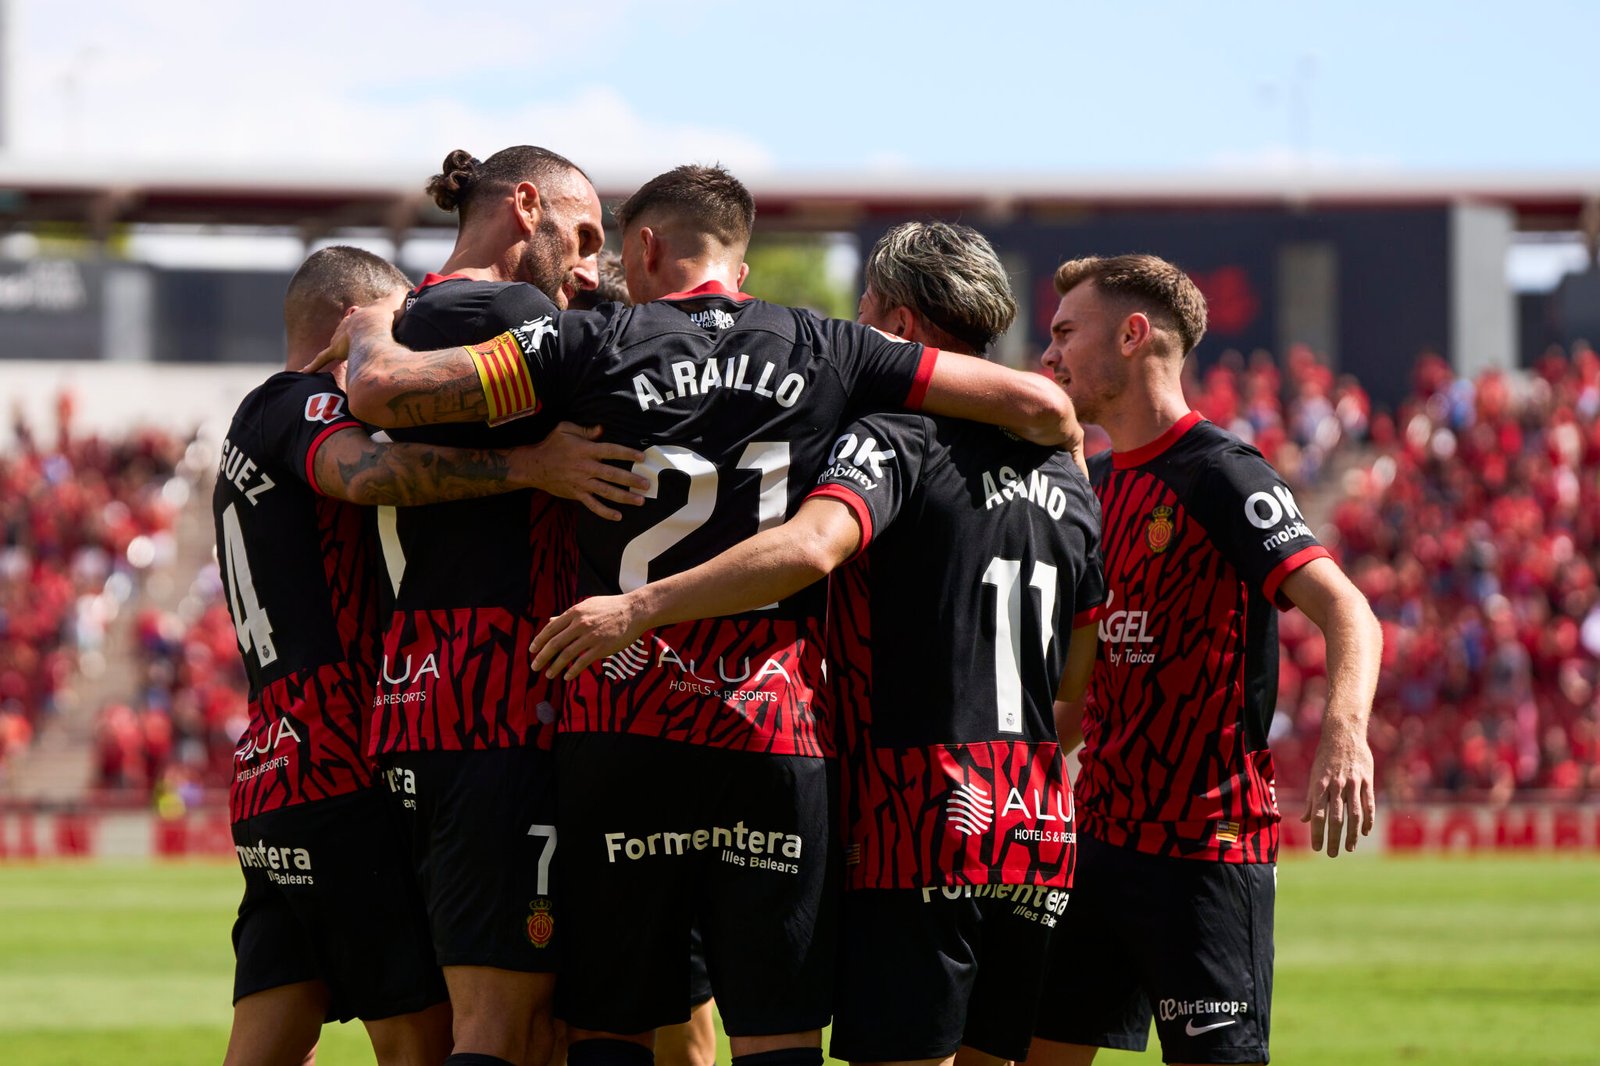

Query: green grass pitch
[{"left": 2, "top": 855, "right": 1596, "bottom": 1065}]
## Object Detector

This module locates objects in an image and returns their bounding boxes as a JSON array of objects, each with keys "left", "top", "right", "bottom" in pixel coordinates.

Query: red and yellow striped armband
[{"left": 468, "top": 332, "right": 540, "bottom": 425}]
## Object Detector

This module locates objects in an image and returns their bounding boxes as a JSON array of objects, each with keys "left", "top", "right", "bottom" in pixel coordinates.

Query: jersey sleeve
[
  {"left": 258, "top": 373, "right": 364, "bottom": 495},
  {"left": 807, "top": 412, "right": 930, "bottom": 555},
  {"left": 1073, "top": 504, "right": 1109, "bottom": 630},
  {"left": 824, "top": 319, "right": 939, "bottom": 411},
  {"left": 1193, "top": 444, "right": 1332, "bottom": 609},
  {"left": 482, "top": 302, "right": 608, "bottom": 426}
]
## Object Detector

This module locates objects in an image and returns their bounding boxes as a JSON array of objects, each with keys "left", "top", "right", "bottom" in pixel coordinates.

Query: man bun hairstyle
[
  {"left": 425, "top": 145, "right": 589, "bottom": 223},
  {"left": 426, "top": 149, "right": 480, "bottom": 212},
  {"left": 1053, "top": 253, "right": 1208, "bottom": 356},
  {"left": 865, "top": 221, "right": 1017, "bottom": 356},
  {"left": 614, "top": 164, "right": 754, "bottom": 252}
]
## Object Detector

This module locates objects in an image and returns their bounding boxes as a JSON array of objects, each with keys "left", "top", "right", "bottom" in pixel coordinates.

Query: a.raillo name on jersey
[
  {"left": 982, "top": 464, "right": 1069, "bottom": 519},
  {"left": 1243, "top": 484, "right": 1312, "bottom": 552},
  {"left": 218, "top": 438, "right": 276, "bottom": 504},
  {"left": 632, "top": 354, "right": 806, "bottom": 412}
]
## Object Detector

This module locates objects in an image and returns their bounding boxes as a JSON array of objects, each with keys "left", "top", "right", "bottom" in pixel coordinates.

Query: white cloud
[{"left": 5, "top": 0, "right": 774, "bottom": 177}]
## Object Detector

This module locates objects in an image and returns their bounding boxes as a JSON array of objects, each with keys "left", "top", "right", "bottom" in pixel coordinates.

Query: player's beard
[{"left": 520, "top": 212, "right": 571, "bottom": 308}]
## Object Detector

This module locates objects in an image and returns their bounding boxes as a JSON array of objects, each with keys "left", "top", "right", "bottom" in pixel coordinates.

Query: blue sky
[{"left": 5, "top": 0, "right": 1597, "bottom": 177}]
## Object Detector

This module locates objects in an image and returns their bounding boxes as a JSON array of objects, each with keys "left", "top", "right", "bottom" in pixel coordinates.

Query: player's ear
[
  {"left": 1121, "top": 311, "right": 1151, "bottom": 356},
  {"left": 513, "top": 181, "right": 542, "bottom": 235},
  {"left": 735, "top": 261, "right": 749, "bottom": 288},
  {"left": 640, "top": 227, "right": 661, "bottom": 273},
  {"left": 890, "top": 305, "right": 917, "bottom": 341}
]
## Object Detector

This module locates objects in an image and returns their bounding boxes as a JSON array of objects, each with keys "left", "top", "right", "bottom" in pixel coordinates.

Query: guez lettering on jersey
[{"left": 632, "top": 354, "right": 806, "bottom": 412}]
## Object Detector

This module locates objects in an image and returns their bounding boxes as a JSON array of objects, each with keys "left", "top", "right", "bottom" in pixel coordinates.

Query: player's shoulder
[
  {"left": 1183, "top": 416, "right": 1267, "bottom": 459},
  {"left": 241, "top": 370, "right": 349, "bottom": 422},
  {"left": 400, "top": 276, "right": 557, "bottom": 340}
]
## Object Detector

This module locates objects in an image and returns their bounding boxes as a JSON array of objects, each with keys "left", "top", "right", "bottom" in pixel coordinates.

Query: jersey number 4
[
  {"left": 982, "top": 557, "right": 1057, "bottom": 734},
  {"left": 220, "top": 502, "right": 279, "bottom": 667}
]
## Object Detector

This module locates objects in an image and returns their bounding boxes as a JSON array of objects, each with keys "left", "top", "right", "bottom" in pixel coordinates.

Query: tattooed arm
[
  {"left": 305, "top": 303, "right": 489, "bottom": 428},
  {"left": 312, "top": 426, "right": 649, "bottom": 520}
]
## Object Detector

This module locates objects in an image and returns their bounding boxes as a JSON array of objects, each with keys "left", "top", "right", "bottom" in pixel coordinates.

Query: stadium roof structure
[{"left": 1, "top": 161, "right": 1598, "bottom": 238}]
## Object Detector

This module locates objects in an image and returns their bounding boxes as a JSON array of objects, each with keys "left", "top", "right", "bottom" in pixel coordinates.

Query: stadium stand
[
  {"left": 1273, "top": 344, "right": 1600, "bottom": 802},
  {"left": 0, "top": 397, "right": 188, "bottom": 795}
]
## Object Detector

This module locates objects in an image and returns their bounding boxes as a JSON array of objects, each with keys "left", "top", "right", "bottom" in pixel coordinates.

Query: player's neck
[
  {"left": 1103, "top": 386, "right": 1191, "bottom": 454},
  {"left": 642, "top": 257, "right": 741, "bottom": 301},
  {"left": 438, "top": 230, "right": 520, "bottom": 284},
  {"left": 284, "top": 344, "right": 338, "bottom": 379}
]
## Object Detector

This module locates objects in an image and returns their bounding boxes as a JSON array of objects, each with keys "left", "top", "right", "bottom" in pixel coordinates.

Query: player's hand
[
  {"left": 304, "top": 295, "right": 403, "bottom": 375},
  {"left": 1302, "top": 723, "right": 1376, "bottom": 857},
  {"left": 530, "top": 595, "right": 645, "bottom": 680},
  {"left": 519, "top": 423, "right": 650, "bottom": 521}
]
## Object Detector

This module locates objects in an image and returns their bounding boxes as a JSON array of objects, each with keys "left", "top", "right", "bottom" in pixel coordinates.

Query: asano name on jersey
[{"left": 814, "top": 412, "right": 1105, "bottom": 888}]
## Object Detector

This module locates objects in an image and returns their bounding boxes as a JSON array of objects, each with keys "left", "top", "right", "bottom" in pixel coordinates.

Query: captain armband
[{"left": 468, "top": 332, "right": 540, "bottom": 425}]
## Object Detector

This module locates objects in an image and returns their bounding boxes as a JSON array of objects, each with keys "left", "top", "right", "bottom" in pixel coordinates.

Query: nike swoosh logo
[{"left": 1185, "top": 1019, "right": 1238, "bottom": 1037}]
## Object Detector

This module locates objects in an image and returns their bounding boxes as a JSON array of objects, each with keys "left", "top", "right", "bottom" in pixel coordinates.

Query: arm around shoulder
[{"left": 918, "top": 352, "right": 1083, "bottom": 450}]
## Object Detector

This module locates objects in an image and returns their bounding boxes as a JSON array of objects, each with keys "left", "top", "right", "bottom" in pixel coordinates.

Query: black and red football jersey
[
  {"left": 213, "top": 372, "right": 382, "bottom": 822},
  {"left": 495, "top": 281, "right": 937, "bottom": 755},
  {"left": 370, "top": 274, "right": 577, "bottom": 755},
  {"left": 812, "top": 411, "right": 1105, "bottom": 889},
  {"left": 1076, "top": 410, "right": 1331, "bottom": 863}
]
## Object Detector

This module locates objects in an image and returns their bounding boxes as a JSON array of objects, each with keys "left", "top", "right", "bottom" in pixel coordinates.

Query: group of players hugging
[{"left": 215, "top": 146, "right": 1380, "bottom": 1066}]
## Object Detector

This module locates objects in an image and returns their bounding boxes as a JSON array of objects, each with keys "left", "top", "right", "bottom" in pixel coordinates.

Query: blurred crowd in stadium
[{"left": 3, "top": 342, "right": 1598, "bottom": 805}]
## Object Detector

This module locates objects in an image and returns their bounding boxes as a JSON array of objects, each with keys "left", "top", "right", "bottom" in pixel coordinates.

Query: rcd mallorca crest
[
  {"left": 1146, "top": 505, "right": 1175, "bottom": 554},
  {"left": 526, "top": 899, "right": 554, "bottom": 948}
]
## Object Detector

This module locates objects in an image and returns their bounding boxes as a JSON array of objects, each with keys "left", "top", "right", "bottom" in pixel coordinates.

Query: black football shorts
[
  {"left": 231, "top": 787, "right": 447, "bottom": 1022},
  {"left": 381, "top": 746, "right": 561, "bottom": 971},
  {"left": 555, "top": 732, "right": 838, "bottom": 1036},
  {"left": 1034, "top": 833, "right": 1274, "bottom": 1065},
  {"left": 830, "top": 884, "right": 1065, "bottom": 1063}
]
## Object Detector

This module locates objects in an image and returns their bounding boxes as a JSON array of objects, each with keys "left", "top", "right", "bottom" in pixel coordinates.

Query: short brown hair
[
  {"left": 865, "top": 221, "right": 1017, "bottom": 355},
  {"left": 1053, "top": 254, "right": 1207, "bottom": 355},
  {"left": 614, "top": 164, "right": 754, "bottom": 252},
  {"left": 284, "top": 245, "right": 410, "bottom": 339}
]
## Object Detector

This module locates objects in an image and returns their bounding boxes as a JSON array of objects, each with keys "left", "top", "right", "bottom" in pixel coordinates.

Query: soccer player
[
  {"left": 568, "top": 248, "right": 718, "bottom": 1066},
  {"left": 529, "top": 220, "right": 1105, "bottom": 1066},
  {"left": 1027, "top": 254, "right": 1381, "bottom": 1066},
  {"left": 313, "top": 165, "right": 1081, "bottom": 1066},
  {"left": 368, "top": 147, "right": 648, "bottom": 1066},
  {"left": 219, "top": 245, "right": 622, "bottom": 1066}
]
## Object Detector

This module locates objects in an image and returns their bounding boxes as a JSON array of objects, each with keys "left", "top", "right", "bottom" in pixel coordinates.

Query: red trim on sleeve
[
  {"left": 305, "top": 422, "right": 362, "bottom": 496},
  {"left": 1263, "top": 545, "right": 1332, "bottom": 610},
  {"left": 1072, "top": 603, "right": 1107, "bottom": 629},
  {"left": 904, "top": 347, "right": 940, "bottom": 410},
  {"left": 805, "top": 484, "right": 874, "bottom": 559},
  {"left": 1112, "top": 410, "right": 1204, "bottom": 469},
  {"left": 418, "top": 272, "right": 470, "bottom": 290}
]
